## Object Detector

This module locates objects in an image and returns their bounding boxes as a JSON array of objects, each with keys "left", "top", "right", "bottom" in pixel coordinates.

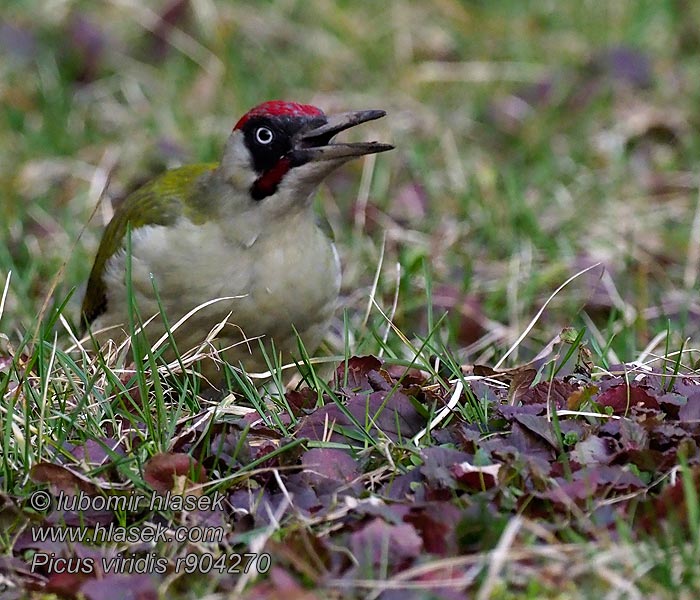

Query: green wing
[{"left": 81, "top": 163, "right": 217, "bottom": 327}]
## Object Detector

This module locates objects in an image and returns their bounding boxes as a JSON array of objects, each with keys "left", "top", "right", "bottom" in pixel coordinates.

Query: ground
[{"left": 1, "top": 1, "right": 700, "bottom": 598}]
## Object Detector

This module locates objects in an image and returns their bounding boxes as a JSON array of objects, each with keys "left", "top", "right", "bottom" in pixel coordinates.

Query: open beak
[{"left": 294, "top": 109, "right": 394, "bottom": 162}]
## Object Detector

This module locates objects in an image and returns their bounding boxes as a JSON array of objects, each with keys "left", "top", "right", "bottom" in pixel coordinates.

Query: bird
[{"left": 81, "top": 100, "right": 393, "bottom": 387}]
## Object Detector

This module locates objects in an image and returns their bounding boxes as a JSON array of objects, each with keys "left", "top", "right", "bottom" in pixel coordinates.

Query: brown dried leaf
[
  {"left": 143, "top": 452, "right": 206, "bottom": 494},
  {"left": 596, "top": 383, "right": 660, "bottom": 415},
  {"left": 29, "top": 463, "right": 99, "bottom": 495}
]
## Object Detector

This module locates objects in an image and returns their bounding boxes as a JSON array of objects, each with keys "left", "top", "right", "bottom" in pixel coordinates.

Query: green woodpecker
[{"left": 81, "top": 100, "right": 393, "bottom": 385}]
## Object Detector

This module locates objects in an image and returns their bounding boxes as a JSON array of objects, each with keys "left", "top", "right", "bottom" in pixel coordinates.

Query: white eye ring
[{"left": 255, "top": 127, "right": 274, "bottom": 145}]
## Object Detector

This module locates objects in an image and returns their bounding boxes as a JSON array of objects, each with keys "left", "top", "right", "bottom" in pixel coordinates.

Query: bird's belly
[{"left": 99, "top": 217, "right": 340, "bottom": 374}]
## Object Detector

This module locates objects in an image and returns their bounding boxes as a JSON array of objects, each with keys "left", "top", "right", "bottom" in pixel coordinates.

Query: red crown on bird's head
[{"left": 234, "top": 101, "right": 325, "bottom": 130}]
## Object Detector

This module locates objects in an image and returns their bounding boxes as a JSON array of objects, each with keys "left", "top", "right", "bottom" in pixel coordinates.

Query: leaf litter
[{"left": 3, "top": 349, "right": 700, "bottom": 598}]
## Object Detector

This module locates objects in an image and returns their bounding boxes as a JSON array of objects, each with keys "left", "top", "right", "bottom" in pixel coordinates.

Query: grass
[{"left": 2, "top": 0, "right": 700, "bottom": 598}]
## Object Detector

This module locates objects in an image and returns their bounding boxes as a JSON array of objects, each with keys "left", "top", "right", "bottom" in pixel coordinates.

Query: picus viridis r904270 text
[{"left": 81, "top": 100, "right": 393, "bottom": 386}]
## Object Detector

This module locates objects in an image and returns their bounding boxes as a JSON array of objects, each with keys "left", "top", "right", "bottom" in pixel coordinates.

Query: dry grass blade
[
  {"left": 684, "top": 180, "right": 700, "bottom": 289},
  {"left": 31, "top": 152, "right": 117, "bottom": 343},
  {"left": 476, "top": 516, "right": 524, "bottom": 600},
  {"left": 495, "top": 262, "right": 602, "bottom": 369},
  {"left": 411, "top": 379, "right": 464, "bottom": 444},
  {"left": 0, "top": 271, "right": 10, "bottom": 322}
]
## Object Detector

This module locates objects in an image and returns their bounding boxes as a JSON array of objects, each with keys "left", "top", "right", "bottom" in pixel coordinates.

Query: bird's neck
[{"left": 200, "top": 167, "right": 316, "bottom": 248}]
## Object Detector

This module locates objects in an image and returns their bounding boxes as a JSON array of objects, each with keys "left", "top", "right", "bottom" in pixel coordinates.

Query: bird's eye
[{"left": 255, "top": 127, "right": 274, "bottom": 145}]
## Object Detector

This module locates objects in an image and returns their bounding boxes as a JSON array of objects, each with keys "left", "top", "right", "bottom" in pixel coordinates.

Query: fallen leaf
[{"left": 143, "top": 453, "right": 206, "bottom": 494}]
